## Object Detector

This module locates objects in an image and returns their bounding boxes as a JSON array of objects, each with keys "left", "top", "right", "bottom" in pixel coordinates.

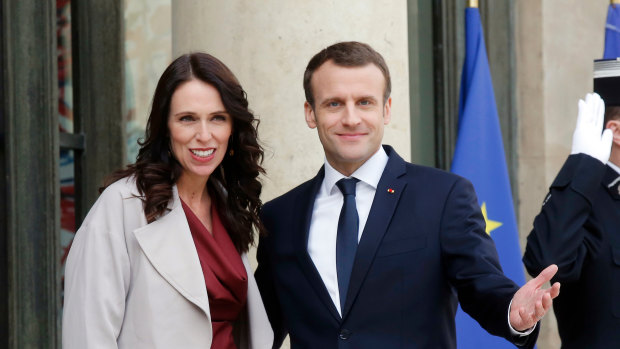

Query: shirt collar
[
  {"left": 323, "top": 146, "right": 389, "bottom": 195},
  {"left": 609, "top": 161, "right": 620, "bottom": 175}
]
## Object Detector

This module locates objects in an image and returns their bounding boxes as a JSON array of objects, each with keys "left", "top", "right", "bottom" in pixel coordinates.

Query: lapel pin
[{"left": 387, "top": 188, "right": 395, "bottom": 194}]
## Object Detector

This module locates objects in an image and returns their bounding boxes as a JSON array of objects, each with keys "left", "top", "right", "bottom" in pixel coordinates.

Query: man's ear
[
  {"left": 383, "top": 97, "right": 392, "bottom": 125},
  {"left": 607, "top": 120, "right": 620, "bottom": 146},
  {"left": 305, "top": 101, "right": 317, "bottom": 129}
]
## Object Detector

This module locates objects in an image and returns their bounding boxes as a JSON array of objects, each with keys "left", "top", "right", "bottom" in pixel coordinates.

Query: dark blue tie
[{"left": 335, "top": 177, "right": 360, "bottom": 312}]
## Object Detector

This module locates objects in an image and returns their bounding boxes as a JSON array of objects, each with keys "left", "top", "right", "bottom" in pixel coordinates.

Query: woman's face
[{"left": 167, "top": 79, "right": 233, "bottom": 182}]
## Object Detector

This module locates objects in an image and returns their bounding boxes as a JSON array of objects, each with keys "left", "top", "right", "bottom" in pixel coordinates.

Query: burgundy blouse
[{"left": 181, "top": 200, "right": 248, "bottom": 349}]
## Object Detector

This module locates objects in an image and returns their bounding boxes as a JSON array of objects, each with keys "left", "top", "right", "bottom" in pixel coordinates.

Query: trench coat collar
[{"left": 132, "top": 184, "right": 212, "bottom": 320}]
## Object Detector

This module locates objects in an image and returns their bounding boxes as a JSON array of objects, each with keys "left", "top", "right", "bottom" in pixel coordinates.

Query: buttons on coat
[{"left": 338, "top": 329, "right": 352, "bottom": 340}]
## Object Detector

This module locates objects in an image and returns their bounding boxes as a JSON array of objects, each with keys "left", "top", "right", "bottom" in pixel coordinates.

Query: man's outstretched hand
[{"left": 509, "top": 264, "right": 561, "bottom": 332}]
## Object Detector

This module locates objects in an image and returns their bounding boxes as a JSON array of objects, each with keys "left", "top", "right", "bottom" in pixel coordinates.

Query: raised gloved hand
[{"left": 570, "top": 93, "right": 613, "bottom": 164}]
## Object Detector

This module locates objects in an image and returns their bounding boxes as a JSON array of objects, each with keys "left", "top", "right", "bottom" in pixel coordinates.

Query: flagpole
[{"left": 467, "top": 0, "right": 478, "bottom": 8}]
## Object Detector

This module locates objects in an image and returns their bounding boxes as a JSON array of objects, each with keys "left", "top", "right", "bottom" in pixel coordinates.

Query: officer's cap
[{"left": 594, "top": 58, "right": 620, "bottom": 107}]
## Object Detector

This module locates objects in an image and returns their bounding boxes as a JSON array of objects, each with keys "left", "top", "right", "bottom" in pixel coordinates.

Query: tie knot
[{"left": 336, "top": 178, "right": 359, "bottom": 196}]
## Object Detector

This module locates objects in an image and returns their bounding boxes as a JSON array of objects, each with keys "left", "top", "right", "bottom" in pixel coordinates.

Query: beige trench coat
[{"left": 62, "top": 177, "right": 273, "bottom": 348}]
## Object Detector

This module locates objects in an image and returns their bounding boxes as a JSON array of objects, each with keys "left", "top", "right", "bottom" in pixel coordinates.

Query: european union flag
[
  {"left": 604, "top": 4, "right": 620, "bottom": 59},
  {"left": 451, "top": 7, "right": 529, "bottom": 348}
]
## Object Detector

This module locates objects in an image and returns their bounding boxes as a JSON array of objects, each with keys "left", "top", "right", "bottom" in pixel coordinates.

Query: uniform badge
[{"left": 607, "top": 177, "right": 620, "bottom": 200}]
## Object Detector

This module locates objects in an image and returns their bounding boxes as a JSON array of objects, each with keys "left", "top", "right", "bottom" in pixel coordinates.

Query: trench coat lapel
[
  {"left": 133, "top": 186, "right": 211, "bottom": 319},
  {"left": 238, "top": 253, "right": 275, "bottom": 348}
]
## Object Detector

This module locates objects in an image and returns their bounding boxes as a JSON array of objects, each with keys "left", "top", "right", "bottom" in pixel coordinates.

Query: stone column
[{"left": 515, "top": 1, "right": 608, "bottom": 347}]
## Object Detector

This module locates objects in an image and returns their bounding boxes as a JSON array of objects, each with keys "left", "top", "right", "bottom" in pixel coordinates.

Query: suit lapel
[
  {"left": 292, "top": 167, "right": 342, "bottom": 322},
  {"left": 133, "top": 186, "right": 211, "bottom": 320},
  {"left": 342, "top": 147, "right": 408, "bottom": 318}
]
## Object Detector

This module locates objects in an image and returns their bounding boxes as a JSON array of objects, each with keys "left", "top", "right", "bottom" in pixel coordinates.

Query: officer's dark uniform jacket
[{"left": 523, "top": 153, "right": 620, "bottom": 349}]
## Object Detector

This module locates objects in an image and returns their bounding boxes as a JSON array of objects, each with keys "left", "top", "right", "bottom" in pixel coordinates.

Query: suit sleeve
[
  {"left": 523, "top": 154, "right": 606, "bottom": 282},
  {"left": 255, "top": 204, "right": 288, "bottom": 348},
  {"left": 440, "top": 177, "right": 538, "bottom": 348},
  {"left": 62, "top": 188, "right": 130, "bottom": 348}
]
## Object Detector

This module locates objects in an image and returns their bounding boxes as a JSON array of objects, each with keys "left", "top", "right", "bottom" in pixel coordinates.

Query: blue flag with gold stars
[
  {"left": 604, "top": 3, "right": 620, "bottom": 58},
  {"left": 451, "top": 7, "right": 529, "bottom": 348}
]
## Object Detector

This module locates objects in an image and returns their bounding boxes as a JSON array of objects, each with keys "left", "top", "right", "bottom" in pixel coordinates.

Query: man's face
[
  {"left": 607, "top": 118, "right": 620, "bottom": 166},
  {"left": 304, "top": 60, "right": 391, "bottom": 176}
]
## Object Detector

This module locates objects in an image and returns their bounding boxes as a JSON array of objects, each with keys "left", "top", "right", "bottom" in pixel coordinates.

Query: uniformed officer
[{"left": 523, "top": 59, "right": 620, "bottom": 349}]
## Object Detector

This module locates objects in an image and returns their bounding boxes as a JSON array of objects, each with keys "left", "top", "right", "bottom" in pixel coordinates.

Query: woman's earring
[{"left": 229, "top": 149, "right": 234, "bottom": 156}]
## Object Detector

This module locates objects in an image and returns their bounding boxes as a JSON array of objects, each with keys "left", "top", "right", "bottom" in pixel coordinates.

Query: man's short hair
[
  {"left": 303, "top": 41, "right": 391, "bottom": 108},
  {"left": 605, "top": 106, "right": 620, "bottom": 127}
]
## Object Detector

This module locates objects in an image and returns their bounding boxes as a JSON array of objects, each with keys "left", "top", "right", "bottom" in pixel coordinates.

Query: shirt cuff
[{"left": 507, "top": 299, "right": 537, "bottom": 336}]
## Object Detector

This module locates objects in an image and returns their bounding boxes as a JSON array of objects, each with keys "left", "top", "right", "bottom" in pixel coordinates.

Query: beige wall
[
  {"left": 516, "top": 1, "right": 609, "bottom": 347},
  {"left": 171, "top": 0, "right": 411, "bottom": 203}
]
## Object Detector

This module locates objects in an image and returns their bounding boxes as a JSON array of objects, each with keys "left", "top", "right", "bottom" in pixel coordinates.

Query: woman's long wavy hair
[{"left": 103, "top": 52, "right": 266, "bottom": 253}]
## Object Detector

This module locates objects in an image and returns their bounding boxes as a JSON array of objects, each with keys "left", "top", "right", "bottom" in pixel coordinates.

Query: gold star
[{"left": 481, "top": 202, "right": 502, "bottom": 235}]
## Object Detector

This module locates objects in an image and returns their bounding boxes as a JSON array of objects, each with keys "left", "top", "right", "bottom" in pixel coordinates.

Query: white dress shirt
[
  {"left": 307, "top": 147, "right": 388, "bottom": 315},
  {"left": 608, "top": 160, "right": 620, "bottom": 175},
  {"left": 306, "top": 146, "right": 533, "bottom": 335}
]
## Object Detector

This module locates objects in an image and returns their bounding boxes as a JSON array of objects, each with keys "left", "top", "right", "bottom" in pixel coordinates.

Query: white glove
[{"left": 570, "top": 93, "right": 613, "bottom": 164}]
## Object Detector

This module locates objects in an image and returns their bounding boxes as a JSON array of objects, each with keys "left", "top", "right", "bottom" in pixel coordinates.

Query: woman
[{"left": 62, "top": 53, "right": 273, "bottom": 349}]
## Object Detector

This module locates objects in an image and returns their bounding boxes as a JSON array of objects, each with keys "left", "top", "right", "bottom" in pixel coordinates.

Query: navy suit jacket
[
  {"left": 256, "top": 146, "right": 538, "bottom": 349},
  {"left": 523, "top": 154, "right": 620, "bottom": 348}
]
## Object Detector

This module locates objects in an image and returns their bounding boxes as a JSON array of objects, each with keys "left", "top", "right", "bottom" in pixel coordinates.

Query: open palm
[{"left": 509, "top": 264, "right": 561, "bottom": 332}]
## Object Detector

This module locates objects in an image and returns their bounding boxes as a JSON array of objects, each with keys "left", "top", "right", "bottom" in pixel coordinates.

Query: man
[
  {"left": 523, "top": 60, "right": 620, "bottom": 348},
  {"left": 256, "top": 41, "right": 560, "bottom": 349}
]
